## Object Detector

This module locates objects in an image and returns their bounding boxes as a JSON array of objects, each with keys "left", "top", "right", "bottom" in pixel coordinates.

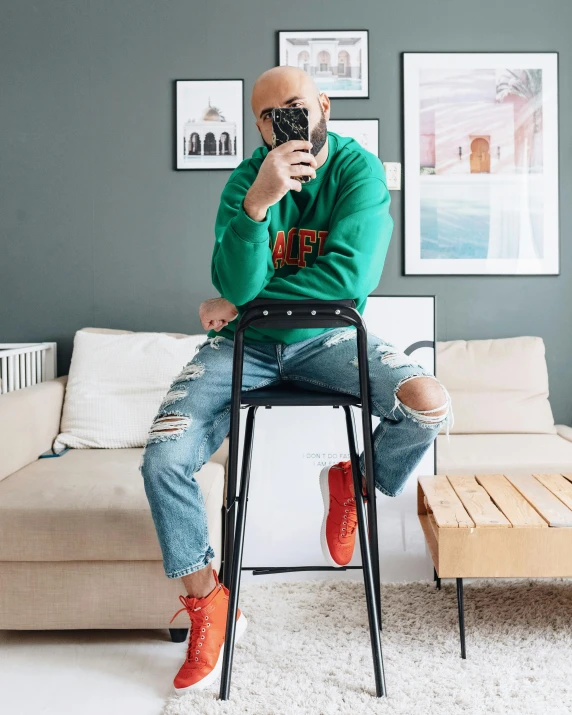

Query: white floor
[{"left": 0, "top": 625, "right": 189, "bottom": 715}]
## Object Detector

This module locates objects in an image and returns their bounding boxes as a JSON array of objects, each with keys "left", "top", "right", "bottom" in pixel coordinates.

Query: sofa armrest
[
  {"left": 0, "top": 375, "right": 68, "bottom": 482},
  {"left": 555, "top": 424, "right": 572, "bottom": 443}
]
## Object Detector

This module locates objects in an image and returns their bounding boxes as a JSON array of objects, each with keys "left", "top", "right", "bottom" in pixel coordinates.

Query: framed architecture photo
[
  {"left": 278, "top": 30, "right": 369, "bottom": 98},
  {"left": 328, "top": 119, "right": 379, "bottom": 156},
  {"left": 175, "top": 79, "right": 244, "bottom": 170},
  {"left": 403, "top": 52, "right": 560, "bottom": 275}
]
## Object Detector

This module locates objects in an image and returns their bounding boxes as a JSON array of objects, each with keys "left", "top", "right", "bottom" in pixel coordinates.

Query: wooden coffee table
[{"left": 418, "top": 473, "right": 572, "bottom": 658}]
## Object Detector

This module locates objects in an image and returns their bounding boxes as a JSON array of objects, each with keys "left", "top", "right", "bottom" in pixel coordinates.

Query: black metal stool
[{"left": 218, "top": 298, "right": 386, "bottom": 699}]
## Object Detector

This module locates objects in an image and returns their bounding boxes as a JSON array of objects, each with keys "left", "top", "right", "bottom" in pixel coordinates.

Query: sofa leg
[{"left": 169, "top": 627, "right": 188, "bottom": 643}]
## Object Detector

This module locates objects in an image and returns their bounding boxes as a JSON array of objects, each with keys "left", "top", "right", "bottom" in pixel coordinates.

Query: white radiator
[{"left": 0, "top": 343, "right": 57, "bottom": 394}]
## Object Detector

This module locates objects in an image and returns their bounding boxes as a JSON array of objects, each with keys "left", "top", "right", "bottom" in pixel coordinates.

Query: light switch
[{"left": 382, "top": 162, "right": 401, "bottom": 190}]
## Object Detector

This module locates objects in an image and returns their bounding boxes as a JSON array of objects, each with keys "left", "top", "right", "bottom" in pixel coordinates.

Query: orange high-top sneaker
[
  {"left": 169, "top": 568, "right": 248, "bottom": 693},
  {"left": 319, "top": 460, "right": 367, "bottom": 567}
]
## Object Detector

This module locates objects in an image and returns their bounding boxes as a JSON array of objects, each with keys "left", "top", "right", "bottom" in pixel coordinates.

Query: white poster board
[{"left": 237, "top": 296, "right": 436, "bottom": 583}]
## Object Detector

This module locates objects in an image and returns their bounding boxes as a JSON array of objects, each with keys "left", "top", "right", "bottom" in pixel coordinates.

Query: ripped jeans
[{"left": 139, "top": 327, "right": 454, "bottom": 579}]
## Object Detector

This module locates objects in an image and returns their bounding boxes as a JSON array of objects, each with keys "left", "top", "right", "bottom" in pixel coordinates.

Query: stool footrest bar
[{"left": 247, "top": 565, "right": 364, "bottom": 575}]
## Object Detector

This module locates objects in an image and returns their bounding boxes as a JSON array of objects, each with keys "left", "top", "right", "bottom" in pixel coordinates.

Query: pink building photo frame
[{"left": 403, "top": 52, "right": 560, "bottom": 275}]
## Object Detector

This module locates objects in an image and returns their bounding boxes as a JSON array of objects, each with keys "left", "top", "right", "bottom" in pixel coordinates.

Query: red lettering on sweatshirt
[
  {"left": 317, "top": 230, "right": 328, "bottom": 256},
  {"left": 284, "top": 228, "right": 299, "bottom": 266},
  {"left": 272, "top": 231, "right": 286, "bottom": 268},
  {"left": 271, "top": 228, "right": 328, "bottom": 269},
  {"left": 298, "top": 229, "right": 317, "bottom": 267}
]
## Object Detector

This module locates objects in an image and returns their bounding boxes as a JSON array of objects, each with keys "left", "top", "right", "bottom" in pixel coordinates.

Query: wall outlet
[{"left": 383, "top": 162, "right": 401, "bottom": 190}]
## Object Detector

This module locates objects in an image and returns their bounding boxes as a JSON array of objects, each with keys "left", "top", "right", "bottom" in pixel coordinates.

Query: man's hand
[
  {"left": 199, "top": 297, "right": 238, "bottom": 332},
  {"left": 243, "top": 139, "right": 317, "bottom": 221}
]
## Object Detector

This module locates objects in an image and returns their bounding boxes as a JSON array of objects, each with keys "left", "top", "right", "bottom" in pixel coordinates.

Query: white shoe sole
[
  {"left": 319, "top": 464, "right": 346, "bottom": 568},
  {"left": 173, "top": 611, "right": 248, "bottom": 694}
]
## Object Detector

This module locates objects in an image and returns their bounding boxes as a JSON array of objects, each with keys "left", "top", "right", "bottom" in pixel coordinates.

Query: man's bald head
[
  {"left": 251, "top": 66, "right": 320, "bottom": 114},
  {"left": 251, "top": 66, "right": 331, "bottom": 158}
]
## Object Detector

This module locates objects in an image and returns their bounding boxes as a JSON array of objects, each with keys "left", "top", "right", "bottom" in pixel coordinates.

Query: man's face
[{"left": 254, "top": 87, "right": 329, "bottom": 157}]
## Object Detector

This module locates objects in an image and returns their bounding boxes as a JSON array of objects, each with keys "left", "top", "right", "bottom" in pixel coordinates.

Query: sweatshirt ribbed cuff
[{"left": 231, "top": 199, "right": 271, "bottom": 243}]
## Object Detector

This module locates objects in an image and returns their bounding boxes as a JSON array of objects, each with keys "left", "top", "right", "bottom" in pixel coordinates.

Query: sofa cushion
[
  {"left": 53, "top": 327, "right": 209, "bottom": 451},
  {"left": 436, "top": 336, "right": 556, "bottom": 434},
  {"left": 0, "top": 441, "right": 227, "bottom": 562},
  {"left": 437, "top": 433, "right": 572, "bottom": 474}
]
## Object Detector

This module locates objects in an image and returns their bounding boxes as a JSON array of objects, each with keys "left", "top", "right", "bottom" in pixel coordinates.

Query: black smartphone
[{"left": 271, "top": 106, "right": 312, "bottom": 183}]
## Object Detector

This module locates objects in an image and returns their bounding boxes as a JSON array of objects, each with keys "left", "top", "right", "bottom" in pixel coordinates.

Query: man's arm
[
  {"left": 255, "top": 174, "right": 393, "bottom": 302},
  {"left": 211, "top": 176, "right": 275, "bottom": 306}
]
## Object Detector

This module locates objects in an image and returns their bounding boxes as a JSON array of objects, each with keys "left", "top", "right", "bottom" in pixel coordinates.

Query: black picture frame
[{"left": 174, "top": 78, "right": 245, "bottom": 171}]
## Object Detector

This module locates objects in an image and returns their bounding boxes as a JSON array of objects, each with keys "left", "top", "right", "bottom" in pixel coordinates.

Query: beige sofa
[
  {"left": 0, "top": 374, "right": 229, "bottom": 635},
  {"left": 1, "top": 334, "right": 570, "bottom": 634}
]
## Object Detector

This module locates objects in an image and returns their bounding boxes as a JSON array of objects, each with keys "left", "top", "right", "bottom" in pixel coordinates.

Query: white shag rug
[{"left": 163, "top": 579, "right": 572, "bottom": 715}]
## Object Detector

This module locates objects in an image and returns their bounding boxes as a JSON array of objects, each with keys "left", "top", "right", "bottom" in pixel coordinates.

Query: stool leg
[
  {"left": 344, "top": 405, "right": 386, "bottom": 697},
  {"left": 346, "top": 405, "right": 382, "bottom": 631},
  {"left": 221, "top": 329, "right": 246, "bottom": 586},
  {"left": 219, "top": 405, "right": 258, "bottom": 700},
  {"left": 434, "top": 566, "right": 441, "bottom": 591},
  {"left": 353, "top": 327, "right": 383, "bottom": 632},
  {"left": 221, "top": 496, "right": 234, "bottom": 588},
  {"left": 365, "top": 475, "right": 382, "bottom": 631}
]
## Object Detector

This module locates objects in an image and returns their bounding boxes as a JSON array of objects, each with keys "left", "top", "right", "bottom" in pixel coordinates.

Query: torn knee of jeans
[
  {"left": 206, "top": 336, "right": 225, "bottom": 349},
  {"left": 159, "top": 386, "right": 188, "bottom": 409},
  {"left": 375, "top": 343, "right": 425, "bottom": 370},
  {"left": 323, "top": 327, "right": 356, "bottom": 347},
  {"left": 171, "top": 360, "right": 206, "bottom": 385},
  {"left": 147, "top": 412, "right": 192, "bottom": 443},
  {"left": 391, "top": 375, "right": 455, "bottom": 440}
]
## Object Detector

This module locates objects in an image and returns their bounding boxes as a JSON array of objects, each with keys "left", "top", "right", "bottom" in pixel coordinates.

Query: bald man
[{"left": 140, "top": 66, "right": 454, "bottom": 694}]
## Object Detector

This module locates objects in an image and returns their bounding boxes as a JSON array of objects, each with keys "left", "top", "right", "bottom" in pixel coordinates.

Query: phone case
[{"left": 271, "top": 107, "right": 311, "bottom": 183}]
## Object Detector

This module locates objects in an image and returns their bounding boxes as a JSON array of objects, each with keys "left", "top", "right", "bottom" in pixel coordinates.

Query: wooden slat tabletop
[
  {"left": 475, "top": 474, "right": 548, "bottom": 528},
  {"left": 505, "top": 474, "right": 572, "bottom": 527},
  {"left": 448, "top": 475, "right": 511, "bottom": 528},
  {"left": 418, "top": 475, "right": 474, "bottom": 528},
  {"left": 420, "top": 473, "right": 572, "bottom": 529},
  {"left": 533, "top": 473, "right": 572, "bottom": 512}
]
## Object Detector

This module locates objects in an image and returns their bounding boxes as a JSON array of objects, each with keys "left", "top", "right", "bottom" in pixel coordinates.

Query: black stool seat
[{"left": 241, "top": 382, "right": 360, "bottom": 407}]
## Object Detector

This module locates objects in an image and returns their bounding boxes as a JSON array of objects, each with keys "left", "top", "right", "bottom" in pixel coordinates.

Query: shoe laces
[
  {"left": 338, "top": 462, "right": 358, "bottom": 539},
  {"left": 169, "top": 588, "right": 221, "bottom": 666},
  {"left": 341, "top": 495, "right": 358, "bottom": 538}
]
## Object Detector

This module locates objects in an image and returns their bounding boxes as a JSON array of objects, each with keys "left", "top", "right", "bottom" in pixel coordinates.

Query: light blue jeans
[{"left": 139, "top": 327, "right": 454, "bottom": 579}]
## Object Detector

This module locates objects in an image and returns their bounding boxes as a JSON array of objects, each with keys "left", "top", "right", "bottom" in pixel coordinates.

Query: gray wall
[{"left": 1, "top": 0, "right": 571, "bottom": 424}]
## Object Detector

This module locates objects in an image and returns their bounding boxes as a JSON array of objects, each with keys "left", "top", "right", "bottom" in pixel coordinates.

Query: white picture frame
[
  {"left": 278, "top": 30, "right": 369, "bottom": 98},
  {"left": 404, "top": 52, "right": 560, "bottom": 275},
  {"left": 175, "top": 79, "right": 244, "bottom": 170},
  {"left": 328, "top": 119, "right": 379, "bottom": 156}
]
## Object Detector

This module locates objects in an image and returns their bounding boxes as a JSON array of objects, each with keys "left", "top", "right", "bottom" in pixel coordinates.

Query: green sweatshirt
[{"left": 207, "top": 130, "right": 394, "bottom": 345}]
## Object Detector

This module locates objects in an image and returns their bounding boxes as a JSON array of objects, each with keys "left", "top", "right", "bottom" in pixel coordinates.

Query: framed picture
[
  {"left": 403, "top": 52, "right": 560, "bottom": 275},
  {"left": 175, "top": 79, "right": 244, "bottom": 170},
  {"left": 278, "top": 30, "right": 369, "bottom": 98},
  {"left": 328, "top": 119, "right": 379, "bottom": 156}
]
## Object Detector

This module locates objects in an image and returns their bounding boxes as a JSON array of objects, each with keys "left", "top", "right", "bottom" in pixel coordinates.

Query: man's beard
[{"left": 262, "top": 106, "right": 328, "bottom": 156}]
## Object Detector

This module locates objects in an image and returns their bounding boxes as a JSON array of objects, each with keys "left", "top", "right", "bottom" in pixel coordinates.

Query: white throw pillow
[
  {"left": 436, "top": 336, "right": 556, "bottom": 435},
  {"left": 53, "top": 327, "right": 209, "bottom": 451}
]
